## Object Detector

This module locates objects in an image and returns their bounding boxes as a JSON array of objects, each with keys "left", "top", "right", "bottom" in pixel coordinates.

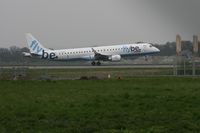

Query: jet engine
[{"left": 109, "top": 55, "right": 121, "bottom": 62}]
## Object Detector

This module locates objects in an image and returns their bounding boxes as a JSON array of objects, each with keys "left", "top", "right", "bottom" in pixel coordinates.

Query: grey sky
[{"left": 0, "top": 0, "right": 199, "bottom": 48}]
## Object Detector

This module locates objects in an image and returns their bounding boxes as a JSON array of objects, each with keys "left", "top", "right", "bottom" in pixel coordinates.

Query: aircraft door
[{"left": 143, "top": 45, "right": 147, "bottom": 53}]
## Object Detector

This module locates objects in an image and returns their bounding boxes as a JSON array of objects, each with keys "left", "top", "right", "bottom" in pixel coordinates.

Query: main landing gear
[{"left": 91, "top": 61, "right": 101, "bottom": 66}]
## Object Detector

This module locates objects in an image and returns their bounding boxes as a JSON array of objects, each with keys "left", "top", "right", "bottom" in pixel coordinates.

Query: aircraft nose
[
  {"left": 156, "top": 48, "right": 160, "bottom": 52},
  {"left": 155, "top": 47, "right": 160, "bottom": 53}
]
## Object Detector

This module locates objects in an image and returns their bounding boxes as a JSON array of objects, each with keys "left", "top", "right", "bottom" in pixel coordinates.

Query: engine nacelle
[{"left": 109, "top": 55, "right": 121, "bottom": 62}]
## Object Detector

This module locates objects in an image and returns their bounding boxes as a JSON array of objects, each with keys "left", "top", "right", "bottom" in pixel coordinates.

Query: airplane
[{"left": 23, "top": 33, "right": 160, "bottom": 66}]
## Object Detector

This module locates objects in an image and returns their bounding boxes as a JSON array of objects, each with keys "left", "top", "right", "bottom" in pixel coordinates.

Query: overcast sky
[{"left": 0, "top": 0, "right": 199, "bottom": 48}]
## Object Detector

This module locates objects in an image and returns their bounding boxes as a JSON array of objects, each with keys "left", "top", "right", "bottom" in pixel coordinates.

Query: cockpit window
[{"left": 149, "top": 44, "right": 153, "bottom": 47}]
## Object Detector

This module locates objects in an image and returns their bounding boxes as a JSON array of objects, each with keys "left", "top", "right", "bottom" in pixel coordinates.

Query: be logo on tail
[{"left": 42, "top": 50, "right": 58, "bottom": 59}]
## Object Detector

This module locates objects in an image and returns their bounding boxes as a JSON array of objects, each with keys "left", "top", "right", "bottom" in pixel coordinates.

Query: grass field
[{"left": 1, "top": 77, "right": 200, "bottom": 133}]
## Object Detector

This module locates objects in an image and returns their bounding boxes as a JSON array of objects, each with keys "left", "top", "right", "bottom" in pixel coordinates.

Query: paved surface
[{"left": 0, "top": 65, "right": 173, "bottom": 69}]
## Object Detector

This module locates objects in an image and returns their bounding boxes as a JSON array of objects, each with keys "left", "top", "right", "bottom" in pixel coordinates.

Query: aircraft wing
[{"left": 92, "top": 48, "right": 109, "bottom": 61}]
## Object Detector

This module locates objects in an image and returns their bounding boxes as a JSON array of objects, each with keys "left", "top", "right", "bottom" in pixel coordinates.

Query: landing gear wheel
[
  {"left": 97, "top": 61, "right": 101, "bottom": 66},
  {"left": 91, "top": 61, "right": 96, "bottom": 66}
]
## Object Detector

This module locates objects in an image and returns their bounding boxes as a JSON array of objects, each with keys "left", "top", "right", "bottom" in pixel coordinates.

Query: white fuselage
[
  {"left": 25, "top": 34, "right": 160, "bottom": 65},
  {"left": 41, "top": 43, "right": 160, "bottom": 61}
]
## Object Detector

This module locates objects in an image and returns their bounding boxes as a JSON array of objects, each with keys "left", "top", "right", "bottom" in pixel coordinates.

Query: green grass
[{"left": 1, "top": 77, "right": 200, "bottom": 133}]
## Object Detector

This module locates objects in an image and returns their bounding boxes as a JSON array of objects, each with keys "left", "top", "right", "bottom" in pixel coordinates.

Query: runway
[{"left": 0, "top": 64, "right": 173, "bottom": 69}]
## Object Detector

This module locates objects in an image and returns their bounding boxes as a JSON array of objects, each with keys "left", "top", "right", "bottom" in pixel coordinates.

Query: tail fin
[{"left": 26, "top": 33, "right": 49, "bottom": 55}]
